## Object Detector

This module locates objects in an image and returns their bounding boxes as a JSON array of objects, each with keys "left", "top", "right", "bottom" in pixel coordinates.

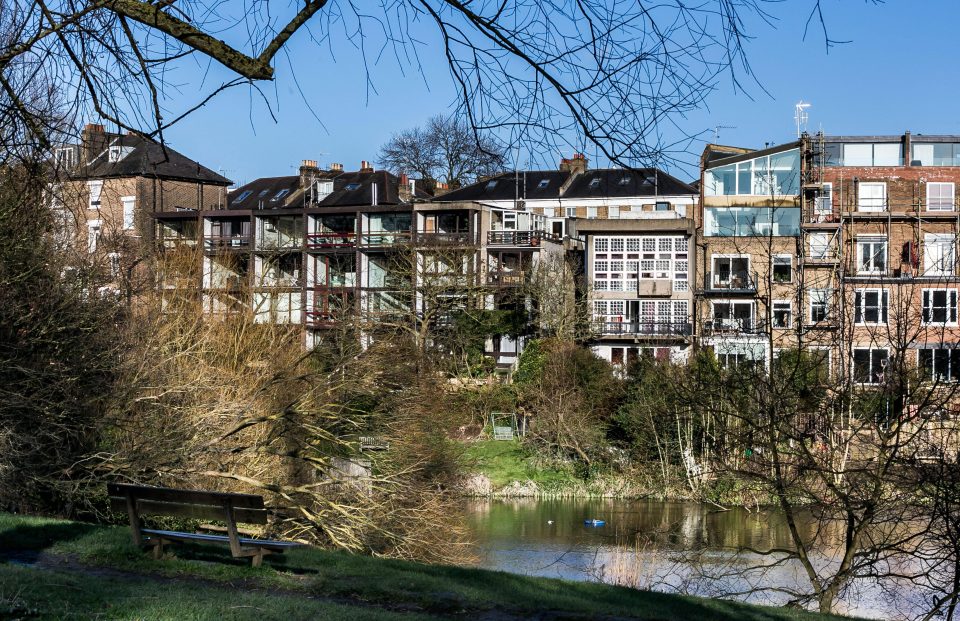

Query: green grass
[
  {"left": 0, "top": 513, "right": 861, "bottom": 620},
  {"left": 462, "top": 439, "right": 577, "bottom": 490}
]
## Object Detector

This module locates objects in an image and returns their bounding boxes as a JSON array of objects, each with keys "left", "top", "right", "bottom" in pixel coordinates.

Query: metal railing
[
  {"left": 414, "top": 231, "right": 478, "bottom": 245},
  {"left": 594, "top": 321, "right": 692, "bottom": 336},
  {"left": 486, "top": 271, "right": 529, "bottom": 287},
  {"left": 256, "top": 237, "right": 303, "bottom": 251},
  {"left": 306, "top": 232, "right": 356, "bottom": 248},
  {"left": 704, "top": 271, "right": 758, "bottom": 293},
  {"left": 359, "top": 232, "right": 412, "bottom": 246},
  {"left": 486, "top": 230, "right": 560, "bottom": 246},
  {"left": 160, "top": 236, "right": 198, "bottom": 249},
  {"left": 204, "top": 235, "right": 251, "bottom": 250},
  {"left": 701, "top": 318, "right": 767, "bottom": 336}
]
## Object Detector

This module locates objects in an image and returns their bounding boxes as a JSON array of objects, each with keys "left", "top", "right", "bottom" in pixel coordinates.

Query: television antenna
[
  {"left": 713, "top": 125, "right": 736, "bottom": 143},
  {"left": 795, "top": 101, "right": 812, "bottom": 138}
]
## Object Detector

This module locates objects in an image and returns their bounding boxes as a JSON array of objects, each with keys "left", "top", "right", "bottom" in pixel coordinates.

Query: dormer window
[
  {"left": 485, "top": 180, "right": 498, "bottom": 190},
  {"left": 272, "top": 189, "right": 290, "bottom": 202},
  {"left": 54, "top": 147, "right": 75, "bottom": 169},
  {"left": 537, "top": 179, "right": 550, "bottom": 189},
  {"left": 588, "top": 177, "right": 601, "bottom": 189},
  {"left": 108, "top": 145, "right": 133, "bottom": 163}
]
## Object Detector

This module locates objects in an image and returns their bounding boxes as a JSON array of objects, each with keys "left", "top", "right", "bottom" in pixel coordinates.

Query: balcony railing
[
  {"left": 160, "top": 236, "right": 198, "bottom": 249},
  {"left": 306, "top": 232, "right": 356, "bottom": 248},
  {"left": 486, "top": 270, "right": 529, "bottom": 287},
  {"left": 359, "top": 232, "right": 412, "bottom": 247},
  {"left": 595, "top": 321, "right": 692, "bottom": 337},
  {"left": 486, "top": 230, "right": 560, "bottom": 246},
  {"left": 701, "top": 318, "right": 766, "bottom": 337},
  {"left": 256, "top": 237, "right": 303, "bottom": 251},
  {"left": 414, "top": 231, "right": 478, "bottom": 245},
  {"left": 704, "top": 271, "right": 758, "bottom": 293},
  {"left": 204, "top": 235, "right": 251, "bottom": 251}
]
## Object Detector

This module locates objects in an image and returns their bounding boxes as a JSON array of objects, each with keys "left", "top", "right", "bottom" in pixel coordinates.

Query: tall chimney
[
  {"left": 81, "top": 123, "right": 108, "bottom": 166},
  {"left": 559, "top": 152, "right": 588, "bottom": 175},
  {"left": 360, "top": 160, "right": 374, "bottom": 173},
  {"left": 299, "top": 159, "right": 320, "bottom": 189}
]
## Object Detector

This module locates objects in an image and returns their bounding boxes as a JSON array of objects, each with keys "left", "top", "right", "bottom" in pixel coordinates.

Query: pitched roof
[
  {"left": 435, "top": 170, "right": 570, "bottom": 202},
  {"left": 229, "top": 175, "right": 303, "bottom": 209},
  {"left": 227, "top": 169, "right": 429, "bottom": 210},
  {"left": 563, "top": 168, "right": 696, "bottom": 198},
  {"left": 79, "top": 134, "right": 231, "bottom": 185}
]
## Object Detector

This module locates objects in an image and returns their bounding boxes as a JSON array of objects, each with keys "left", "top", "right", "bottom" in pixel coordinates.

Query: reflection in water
[{"left": 464, "top": 499, "right": 928, "bottom": 620}]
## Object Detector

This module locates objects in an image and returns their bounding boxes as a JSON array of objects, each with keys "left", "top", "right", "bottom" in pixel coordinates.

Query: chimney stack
[
  {"left": 299, "top": 159, "right": 320, "bottom": 189},
  {"left": 559, "top": 152, "right": 588, "bottom": 175},
  {"left": 329, "top": 162, "right": 343, "bottom": 173},
  {"left": 360, "top": 160, "right": 374, "bottom": 173},
  {"left": 399, "top": 174, "right": 413, "bottom": 202},
  {"left": 81, "top": 123, "right": 108, "bottom": 166}
]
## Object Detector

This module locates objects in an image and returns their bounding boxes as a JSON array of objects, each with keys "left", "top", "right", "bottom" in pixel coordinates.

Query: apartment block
[
  {"left": 698, "top": 142, "right": 803, "bottom": 367},
  {"left": 801, "top": 132, "right": 960, "bottom": 384}
]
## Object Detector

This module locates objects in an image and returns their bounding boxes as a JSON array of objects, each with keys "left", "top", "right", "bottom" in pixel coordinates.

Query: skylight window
[
  {"left": 272, "top": 189, "right": 290, "bottom": 201},
  {"left": 344, "top": 183, "right": 361, "bottom": 191},
  {"left": 537, "top": 179, "right": 550, "bottom": 189},
  {"left": 618, "top": 175, "right": 631, "bottom": 186},
  {"left": 233, "top": 190, "right": 252, "bottom": 203},
  {"left": 588, "top": 177, "right": 601, "bottom": 189},
  {"left": 257, "top": 190, "right": 270, "bottom": 199},
  {"left": 485, "top": 180, "right": 498, "bottom": 190}
]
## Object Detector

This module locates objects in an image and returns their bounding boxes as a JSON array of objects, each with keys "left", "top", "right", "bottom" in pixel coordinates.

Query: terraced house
[{"left": 52, "top": 123, "right": 231, "bottom": 300}]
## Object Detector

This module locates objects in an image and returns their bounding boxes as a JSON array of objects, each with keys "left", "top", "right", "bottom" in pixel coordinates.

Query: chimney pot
[{"left": 330, "top": 162, "right": 343, "bottom": 172}]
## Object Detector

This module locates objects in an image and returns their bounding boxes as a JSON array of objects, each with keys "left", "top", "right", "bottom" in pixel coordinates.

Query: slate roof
[
  {"left": 563, "top": 168, "right": 696, "bottom": 198},
  {"left": 228, "top": 169, "right": 429, "bottom": 210},
  {"left": 80, "top": 134, "right": 231, "bottom": 185},
  {"left": 432, "top": 167, "right": 695, "bottom": 202},
  {"left": 435, "top": 170, "right": 570, "bottom": 202},
  {"left": 229, "top": 175, "right": 303, "bottom": 209}
]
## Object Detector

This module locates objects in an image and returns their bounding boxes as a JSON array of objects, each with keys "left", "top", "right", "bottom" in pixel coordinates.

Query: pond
[{"left": 464, "top": 498, "right": 933, "bottom": 620}]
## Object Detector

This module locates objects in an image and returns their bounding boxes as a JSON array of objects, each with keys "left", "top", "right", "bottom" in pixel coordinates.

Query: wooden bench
[{"left": 107, "top": 483, "right": 302, "bottom": 566}]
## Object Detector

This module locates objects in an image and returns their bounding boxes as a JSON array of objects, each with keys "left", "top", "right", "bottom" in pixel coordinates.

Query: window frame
[
  {"left": 121, "top": 195, "right": 136, "bottom": 230},
  {"left": 854, "top": 288, "right": 889, "bottom": 325},
  {"left": 809, "top": 289, "right": 831, "bottom": 323},
  {"left": 922, "top": 288, "right": 959, "bottom": 325},
  {"left": 927, "top": 182, "right": 955, "bottom": 212},
  {"left": 853, "top": 347, "right": 889, "bottom": 385},
  {"left": 771, "top": 300, "right": 793, "bottom": 329},
  {"left": 858, "top": 182, "right": 887, "bottom": 212},
  {"left": 772, "top": 254, "right": 793, "bottom": 284},
  {"left": 856, "top": 236, "right": 888, "bottom": 274}
]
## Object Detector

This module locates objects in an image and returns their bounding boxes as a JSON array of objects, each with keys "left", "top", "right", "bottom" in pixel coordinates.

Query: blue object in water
[{"left": 584, "top": 519, "right": 606, "bottom": 527}]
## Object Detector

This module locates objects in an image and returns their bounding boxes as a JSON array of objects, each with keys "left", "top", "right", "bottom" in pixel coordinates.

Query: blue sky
[{"left": 161, "top": 1, "right": 958, "bottom": 186}]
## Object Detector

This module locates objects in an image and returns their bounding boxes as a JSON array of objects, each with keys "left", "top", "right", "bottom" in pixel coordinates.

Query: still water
[{"left": 464, "top": 499, "right": 932, "bottom": 620}]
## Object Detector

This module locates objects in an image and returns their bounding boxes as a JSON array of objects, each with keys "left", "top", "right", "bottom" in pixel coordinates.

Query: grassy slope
[
  {"left": 462, "top": 440, "right": 578, "bottom": 490},
  {"left": 0, "top": 513, "right": 860, "bottom": 621}
]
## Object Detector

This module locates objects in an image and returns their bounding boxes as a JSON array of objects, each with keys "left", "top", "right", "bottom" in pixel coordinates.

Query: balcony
[
  {"left": 204, "top": 235, "right": 251, "bottom": 251},
  {"left": 414, "top": 231, "right": 478, "bottom": 246},
  {"left": 595, "top": 321, "right": 692, "bottom": 337},
  {"left": 256, "top": 238, "right": 302, "bottom": 252},
  {"left": 486, "top": 230, "right": 560, "bottom": 247},
  {"left": 486, "top": 270, "right": 528, "bottom": 287},
  {"left": 703, "top": 271, "right": 758, "bottom": 294},
  {"left": 359, "top": 232, "right": 412, "bottom": 247},
  {"left": 307, "top": 232, "right": 356, "bottom": 249},
  {"left": 701, "top": 318, "right": 767, "bottom": 337},
  {"left": 160, "top": 236, "right": 198, "bottom": 249}
]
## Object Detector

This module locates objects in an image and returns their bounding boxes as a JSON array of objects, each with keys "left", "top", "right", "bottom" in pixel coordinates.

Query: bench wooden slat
[
  {"left": 107, "top": 483, "right": 265, "bottom": 510},
  {"left": 108, "top": 497, "right": 269, "bottom": 525},
  {"left": 142, "top": 529, "right": 301, "bottom": 551}
]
